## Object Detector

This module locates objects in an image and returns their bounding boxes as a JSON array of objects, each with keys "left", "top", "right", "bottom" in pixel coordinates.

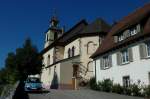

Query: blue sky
[{"left": 0, "top": 0, "right": 149, "bottom": 68}]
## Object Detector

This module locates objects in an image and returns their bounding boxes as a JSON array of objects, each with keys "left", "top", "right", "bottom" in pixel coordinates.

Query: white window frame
[
  {"left": 121, "top": 49, "right": 129, "bottom": 64},
  {"left": 130, "top": 27, "right": 137, "bottom": 36},
  {"left": 103, "top": 56, "right": 110, "bottom": 69},
  {"left": 118, "top": 34, "right": 124, "bottom": 42},
  {"left": 103, "top": 56, "right": 109, "bottom": 69}
]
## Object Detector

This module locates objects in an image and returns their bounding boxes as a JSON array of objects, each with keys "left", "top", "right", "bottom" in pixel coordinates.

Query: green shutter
[
  {"left": 117, "top": 52, "right": 121, "bottom": 65},
  {"left": 139, "top": 43, "right": 147, "bottom": 59},
  {"left": 114, "top": 36, "right": 118, "bottom": 43},
  {"left": 137, "top": 24, "right": 141, "bottom": 33},
  {"left": 109, "top": 55, "right": 112, "bottom": 67},
  {"left": 128, "top": 48, "right": 133, "bottom": 62},
  {"left": 100, "top": 58, "right": 104, "bottom": 70}
]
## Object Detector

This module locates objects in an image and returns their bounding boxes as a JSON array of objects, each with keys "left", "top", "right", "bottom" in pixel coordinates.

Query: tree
[
  {"left": 15, "top": 38, "right": 43, "bottom": 80},
  {"left": 5, "top": 52, "right": 18, "bottom": 84},
  {"left": 0, "top": 38, "right": 43, "bottom": 84}
]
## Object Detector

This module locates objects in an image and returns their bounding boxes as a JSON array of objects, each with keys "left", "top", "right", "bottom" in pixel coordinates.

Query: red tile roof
[{"left": 91, "top": 3, "right": 150, "bottom": 58}]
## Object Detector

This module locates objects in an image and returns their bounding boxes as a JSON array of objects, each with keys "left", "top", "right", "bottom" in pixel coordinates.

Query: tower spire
[{"left": 50, "top": 8, "right": 59, "bottom": 27}]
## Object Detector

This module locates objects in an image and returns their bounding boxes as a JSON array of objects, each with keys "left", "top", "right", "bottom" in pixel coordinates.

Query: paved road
[{"left": 28, "top": 89, "right": 144, "bottom": 99}]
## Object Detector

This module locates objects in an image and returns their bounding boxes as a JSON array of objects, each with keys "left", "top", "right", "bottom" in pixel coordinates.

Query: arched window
[
  {"left": 47, "top": 55, "right": 50, "bottom": 66},
  {"left": 68, "top": 48, "right": 71, "bottom": 58},
  {"left": 87, "top": 61, "right": 93, "bottom": 72},
  {"left": 72, "top": 46, "right": 75, "bottom": 57},
  {"left": 87, "top": 41, "right": 95, "bottom": 54}
]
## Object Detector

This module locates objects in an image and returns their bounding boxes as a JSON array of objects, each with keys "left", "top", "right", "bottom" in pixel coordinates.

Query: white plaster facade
[
  {"left": 64, "top": 39, "right": 80, "bottom": 59},
  {"left": 94, "top": 41, "right": 150, "bottom": 86}
]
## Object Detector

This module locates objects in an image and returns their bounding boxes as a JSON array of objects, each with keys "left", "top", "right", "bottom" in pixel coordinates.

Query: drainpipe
[{"left": 94, "top": 59, "right": 97, "bottom": 83}]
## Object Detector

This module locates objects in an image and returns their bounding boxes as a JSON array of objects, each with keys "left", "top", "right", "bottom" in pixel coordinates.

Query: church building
[{"left": 40, "top": 16, "right": 110, "bottom": 89}]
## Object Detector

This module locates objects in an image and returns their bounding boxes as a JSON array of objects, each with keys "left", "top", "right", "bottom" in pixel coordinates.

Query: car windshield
[{"left": 27, "top": 78, "right": 40, "bottom": 83}]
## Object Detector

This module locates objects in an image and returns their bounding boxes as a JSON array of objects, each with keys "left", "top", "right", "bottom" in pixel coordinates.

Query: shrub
[
  {"left": 0, "top": 85, "right": 4, "bottom": 95},
  {"left": 79, "top": 81, "right": 88, "bottom": 87},
  {"left": 89, "top": 77, "right": 98, "bottom": 90},
  {"left": 96, "top": 81, "right": 102, "bottom": 91},
  {"left": 123, "top": 87, "right": 132, "bottom": 95},
  {"left": 130, "top": 84, "right": 141, "bottom": 96},
  {"left": 143, "top": 85, "right": 150, "bottom": 98},
  {"left": 112, "top": 84, "right": 123, "bottom": 94},
  {"left": 101, "top": 79, "right": 113, "bottom": 92},
  {"left": 89, "top": 78, "right": 143, "bottom": 97}
]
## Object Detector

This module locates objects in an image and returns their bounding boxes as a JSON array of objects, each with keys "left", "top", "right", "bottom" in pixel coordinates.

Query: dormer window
[
  {"left": 130, "top": 28, "right": 137, "bottom": 36},
  {"left": 115, "top": 24, "right": 141, "bottom": 43},
  {"left": 118, "top": 34, "right": 124, "bottom": 42}
]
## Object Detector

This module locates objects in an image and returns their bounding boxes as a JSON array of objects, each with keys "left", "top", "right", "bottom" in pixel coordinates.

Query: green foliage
[
  {"left": 15, "top": 38, "right": 43, "bottom": 80},
  {"left": 112, "top": 84, "right": 123, "bottom": 94},
  {"left": 123, "top": 87, "right": 132, "bottom": 95},
  {"left": 0, "top": 85, "right": 4, "bottom": 95},
  {"left": 89, "top": 77, "right": 99, "bottom": 90},
  {"left": 96, "top": 81, "right": 102, "bottom": 91},
  {"left": 89, "top": 78, "right": 113, "bottom": 92},
  {"left": 130, "top": 84, "right": 141, "bottom": 96},
  {"left": 101, "top": 79, "right": 113, "bottom": 92},
  {"left": 143, "top": 85, "right": 150, "bottom": 97},
  {"left": 0, "top": 38, "right": 43, "bottom": 84},
  {"left": 89, "top": 78, "right": 143, "bottom": 97}
]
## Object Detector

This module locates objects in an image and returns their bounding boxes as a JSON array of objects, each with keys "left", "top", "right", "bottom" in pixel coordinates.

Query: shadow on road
[
  {"left": 12, "top": 81, "right": 29, "bottom": 99},
  {"left": 27, "top": 90, "right": 50, "bottom": 94}
]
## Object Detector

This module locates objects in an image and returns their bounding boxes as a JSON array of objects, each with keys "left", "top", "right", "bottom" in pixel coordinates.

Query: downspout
[
  {"left": 94, "top": 59, "right": 97, "bottom": 83},
  {"left": 79, "top": 38, "right": 82, "bottom": 56}
]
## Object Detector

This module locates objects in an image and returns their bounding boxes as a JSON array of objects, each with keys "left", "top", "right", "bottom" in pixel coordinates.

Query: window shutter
[
  {"left": 137, "top": 24, "right": 141, "bottom": 33},
  {"left": 114, "top": 36, "right": 118, "bottom": 43},
  {"left": 139, "top": 43, "right": 147, "bottom": 59},
  {"left": 128, "top": 48, "right": 133, "bottom": 62},
  {"left": 109, "top": 55, "right": 112, "bottom": 67},
  {"left": 100, "top": 58, "right": 104, "bottom": 70},
  {"left": 117, "top": 52, "right": 121, "bottom": 65}
]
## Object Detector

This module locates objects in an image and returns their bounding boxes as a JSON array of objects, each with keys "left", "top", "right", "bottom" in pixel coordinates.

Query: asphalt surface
[
  {"left": 12, "top": 82, "right": 144, "bottom": 99},
  {"left": 28, "top": 89, "right": 144, "bottom": 99}
]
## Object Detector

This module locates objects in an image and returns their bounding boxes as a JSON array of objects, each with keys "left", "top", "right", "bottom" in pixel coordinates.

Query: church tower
[{"left": 44, "top": 16, "right": 62, "bottom": 48}]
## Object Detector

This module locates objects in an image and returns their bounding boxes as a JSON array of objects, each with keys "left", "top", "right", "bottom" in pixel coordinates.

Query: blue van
[{"left": 24, "top": 77, "right": 42, "bottom": 91}]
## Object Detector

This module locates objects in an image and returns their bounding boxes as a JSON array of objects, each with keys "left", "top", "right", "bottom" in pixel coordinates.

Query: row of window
[
  {"left": 46, "top": 46, "right": 75, "bottom": 66},
  {"left": 100, "top": 42, "right": 150, "bottom": 70},
  {"left": 115, "top": 24, "right": 141, "bottom": 42}
]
